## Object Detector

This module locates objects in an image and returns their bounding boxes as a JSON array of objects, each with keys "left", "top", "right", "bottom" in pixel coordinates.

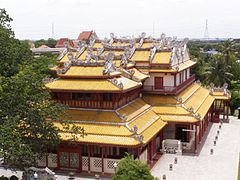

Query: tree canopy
[
  {"left": 0, "top": 9, "right": 64, "bottom": 169},
  {"left": 34, "top": 38, "right": 57, "bottom": 48},
  {"left": 112, "top": 154, "right": 155, "bottom": 180},
  {"left": 188, "top": 39, "right": 240, "bottom": 114},
  {"left": 0, "top": 8, "right": 32, "bottom": 77}
]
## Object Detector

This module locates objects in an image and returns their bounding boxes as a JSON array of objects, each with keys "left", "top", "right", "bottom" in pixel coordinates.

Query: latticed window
[
  {"left": 70, "top": 153, "right": 79, "bottom": 168},
  {"left": 59, "top": 152, "right": 68, "bottom": 167},
  {"left": 59, "top": 151, "right": 80, "bottom": 169}
]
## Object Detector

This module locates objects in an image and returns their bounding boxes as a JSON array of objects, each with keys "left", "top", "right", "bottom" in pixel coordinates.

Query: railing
[
  {"left": 57, "top": 92, "right": 140, "bottom": 109},
  {"left": 162, "top": 139, "right": 182, "bottom": 155},
  {"left": 57, "top": 100, "right": 115, "bottom": 109},
  {"left": 143, "top": 75, "right": 195, "bottom": 94}
]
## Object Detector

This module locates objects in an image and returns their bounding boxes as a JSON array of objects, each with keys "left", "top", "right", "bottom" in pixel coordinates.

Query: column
[
  {"left": 199, "top": 122, "right": 202, "bottom": 142},
  {"left": 138, "top": 147, "right": 141, "bottom": 159},
  {"left": 160, "top": 130, "right": 163, "bottom": 149},
  {"left": 131, "top": 148, "right": 134, "bottom": 158},
  {"left": 88, "top": 145, "right": 90, "bottom": 173},
  {"left": 101, "top": 146, "right": 104, "bottom": 174},
  {"left": 227, "top": 101, "right": 229, "bottom": 120},
  {"left": 194, "top": 124, "right": 198, "bottom": 153},
  {"left": 151, "top": 140, "right": 154, "bottom": 160},
  {"left": 223, "top": 101, "right": 225, "bottom": 121}
]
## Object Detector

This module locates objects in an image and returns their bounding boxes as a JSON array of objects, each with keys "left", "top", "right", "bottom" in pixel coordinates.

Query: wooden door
[{"left": 154, "top": 77, "right": 163, "bottom": 89}]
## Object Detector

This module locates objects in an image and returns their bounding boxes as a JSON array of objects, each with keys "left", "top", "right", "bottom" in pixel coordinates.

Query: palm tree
[
  {"left": 204, "top": 54, "right": 233, "bottom": 87},
  {"left": 218, "top": 39, "right": 236, "bottom": 64}
]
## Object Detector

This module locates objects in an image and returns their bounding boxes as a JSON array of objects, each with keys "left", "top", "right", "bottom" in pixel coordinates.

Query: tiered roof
[
  {"left": 46, "top": 32, "right": 230, "bottom": 147},
  {"left": 53, "top": 32, "right": 196, "bottom": 75},
  {"left": 143, "top": 82, "right": 216, "bottom": 123},
  {"left": 53, "top": 99, "right": 166, "bottom": 146}
]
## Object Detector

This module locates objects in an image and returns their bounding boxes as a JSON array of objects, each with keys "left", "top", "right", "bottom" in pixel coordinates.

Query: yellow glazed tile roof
[
  {"left": 177, "top": 60, "right": 197, "bottom": 72},
  {"left": 112, "top": 42, "right": 130, "bottom": 47},
  {"left": 152, "top": 52, "right": 172, "bottom": 64},
  {"left": 141, "top": 119, "right": 167, "bottom": 144},
  {"left": 178, "top": 83, "right": 201, "bottom": 102},
  {"left": 92, "top": 43, "right": 103, "bottom": 48},
  {"left": 55, "top": 106, "right": 167, "bottom": 146},
  {"left": 160, "top": 115, "right": 198, "bottom": 123},
  {"left": 130, "top": 51, "right": 150, "bottom": 62},
  {"left": 132, "top": 68, "right": 149, "bottom": 81},
  {"left": 103, "top": 50, "right": 124, "bottom": 56},
  {"left": 60, "top": 52, "right": 76, "bottom": 63},
  {"left": 143, "top": 95, "right": 179, "bottom": 105},
  {"left": 212, "top": 91, "right": 231, "bottom": 100},
  {"left": 152, "top": 106, "right": 190, "bottom": 115},
  {"left": 145, "top": 69, "right": 175, "bottom": 73},
  {"left": 59, "top": 66, "right": 121, "bottom": 78},
  {"left": 78, "top": 50, "right": 98, "bottom": 60},
  {"left": 128, "top": 110, "right": 160, "bottom": 134},
  {"left": 59, "top": 132, "right": 140, "bottom": 146},
  {"left": 144, "top": 60, "right": 196, "bottom": 73},
  {"left": 114, "top": 60, "right": 121, "bottom": 67},
  {"left": 141, "top": 43, "right": 153, "bottom": 48},
  {"left": 117, "top": 98, "right": 151, "bottom": 122},
  {"left": 63, "top": 109, "right": 122, "bottom": 123},
  {"left": 54, "top": 122, "right": 132, "bottom": 136},
  {"left": 45, "top": 77, "right": 141, "bottom": 92},
  {"left": 196, "top": 95, "right": 214, "bottom": 120},
  {"left": 184, "top": 87, "right": 210, "bottom": 113}
]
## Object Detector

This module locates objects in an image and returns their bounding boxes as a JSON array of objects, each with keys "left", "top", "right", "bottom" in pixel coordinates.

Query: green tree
[
  {"left": 230, "top": 91, "right": 240, "bottom": 115},
  {"left": 0, "top": 9, "right": 32, "bottom": 77},
  {"left": 112, "top": 154, "right": 155, "bottom": 180},
  {"left": 0, "top": 8, "right": 13, "bottom": 35},
  {"left": 0, "top": 9, "right": 63, "bottom": 169},
  {"left": 218, "top": 39, "right": 236, "bottom": 64},
  {"left": 204, "top": 55, "right": 233, "bottom": 86},
  {"left": 34, "top": 38, "right": 57, "bottom": 48},
  {"left": 0, "top": 9, "right": 86, "bottom": 169},
  {"left": 0, "top": 67, "right": 64, "bottom": 168}
]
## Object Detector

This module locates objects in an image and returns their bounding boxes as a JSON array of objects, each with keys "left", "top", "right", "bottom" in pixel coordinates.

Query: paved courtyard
[
  {"left": 151, "top": 116, "right": 240, "bottom": 180},
  {"left": 1, "top": 116, "right": 239, "bottom": 180}
]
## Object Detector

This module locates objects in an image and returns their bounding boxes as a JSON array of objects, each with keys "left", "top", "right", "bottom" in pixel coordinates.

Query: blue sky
[{"left": 1, "top": 0, "right": 240, "bottom": 40}]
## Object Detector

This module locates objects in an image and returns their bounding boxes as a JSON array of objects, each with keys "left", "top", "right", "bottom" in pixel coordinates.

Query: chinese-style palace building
[{"left": 38, "top": 32, "right": 231, "bottom": 174}]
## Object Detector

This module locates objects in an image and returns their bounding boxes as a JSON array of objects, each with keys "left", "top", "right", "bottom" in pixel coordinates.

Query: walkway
[{"left": 151, "top": 116, "right": 240, "bottom": 180}]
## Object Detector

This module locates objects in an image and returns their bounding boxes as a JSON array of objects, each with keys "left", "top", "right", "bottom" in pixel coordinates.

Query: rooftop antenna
[
  {"left": 203, "top": 19, "right": 209, "bottom": 40},
  {"left": 51, "top": 23, "right": 55, "bottom": 39}
]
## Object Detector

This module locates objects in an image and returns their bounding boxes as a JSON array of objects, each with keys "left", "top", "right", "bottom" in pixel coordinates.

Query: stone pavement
[
  {"left": 0, "top": 168, "right": 103, "bottom": 180},
  {"left": 1, "top": 117, "right": 239, "bottom": 180},
  {"left": 151, "top": 116, "right": 240, "bottom": 180}
]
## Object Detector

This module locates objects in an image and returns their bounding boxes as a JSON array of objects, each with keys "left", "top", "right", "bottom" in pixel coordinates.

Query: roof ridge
[
  {"left": 193, "top": 93, "right": 211, "bottom": 114},
  {"left": 126, "top": 107, "right": 152, "bottom": 125},
  {"left": 180, "top": 83, "right": 201, "bottom": 104}
]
